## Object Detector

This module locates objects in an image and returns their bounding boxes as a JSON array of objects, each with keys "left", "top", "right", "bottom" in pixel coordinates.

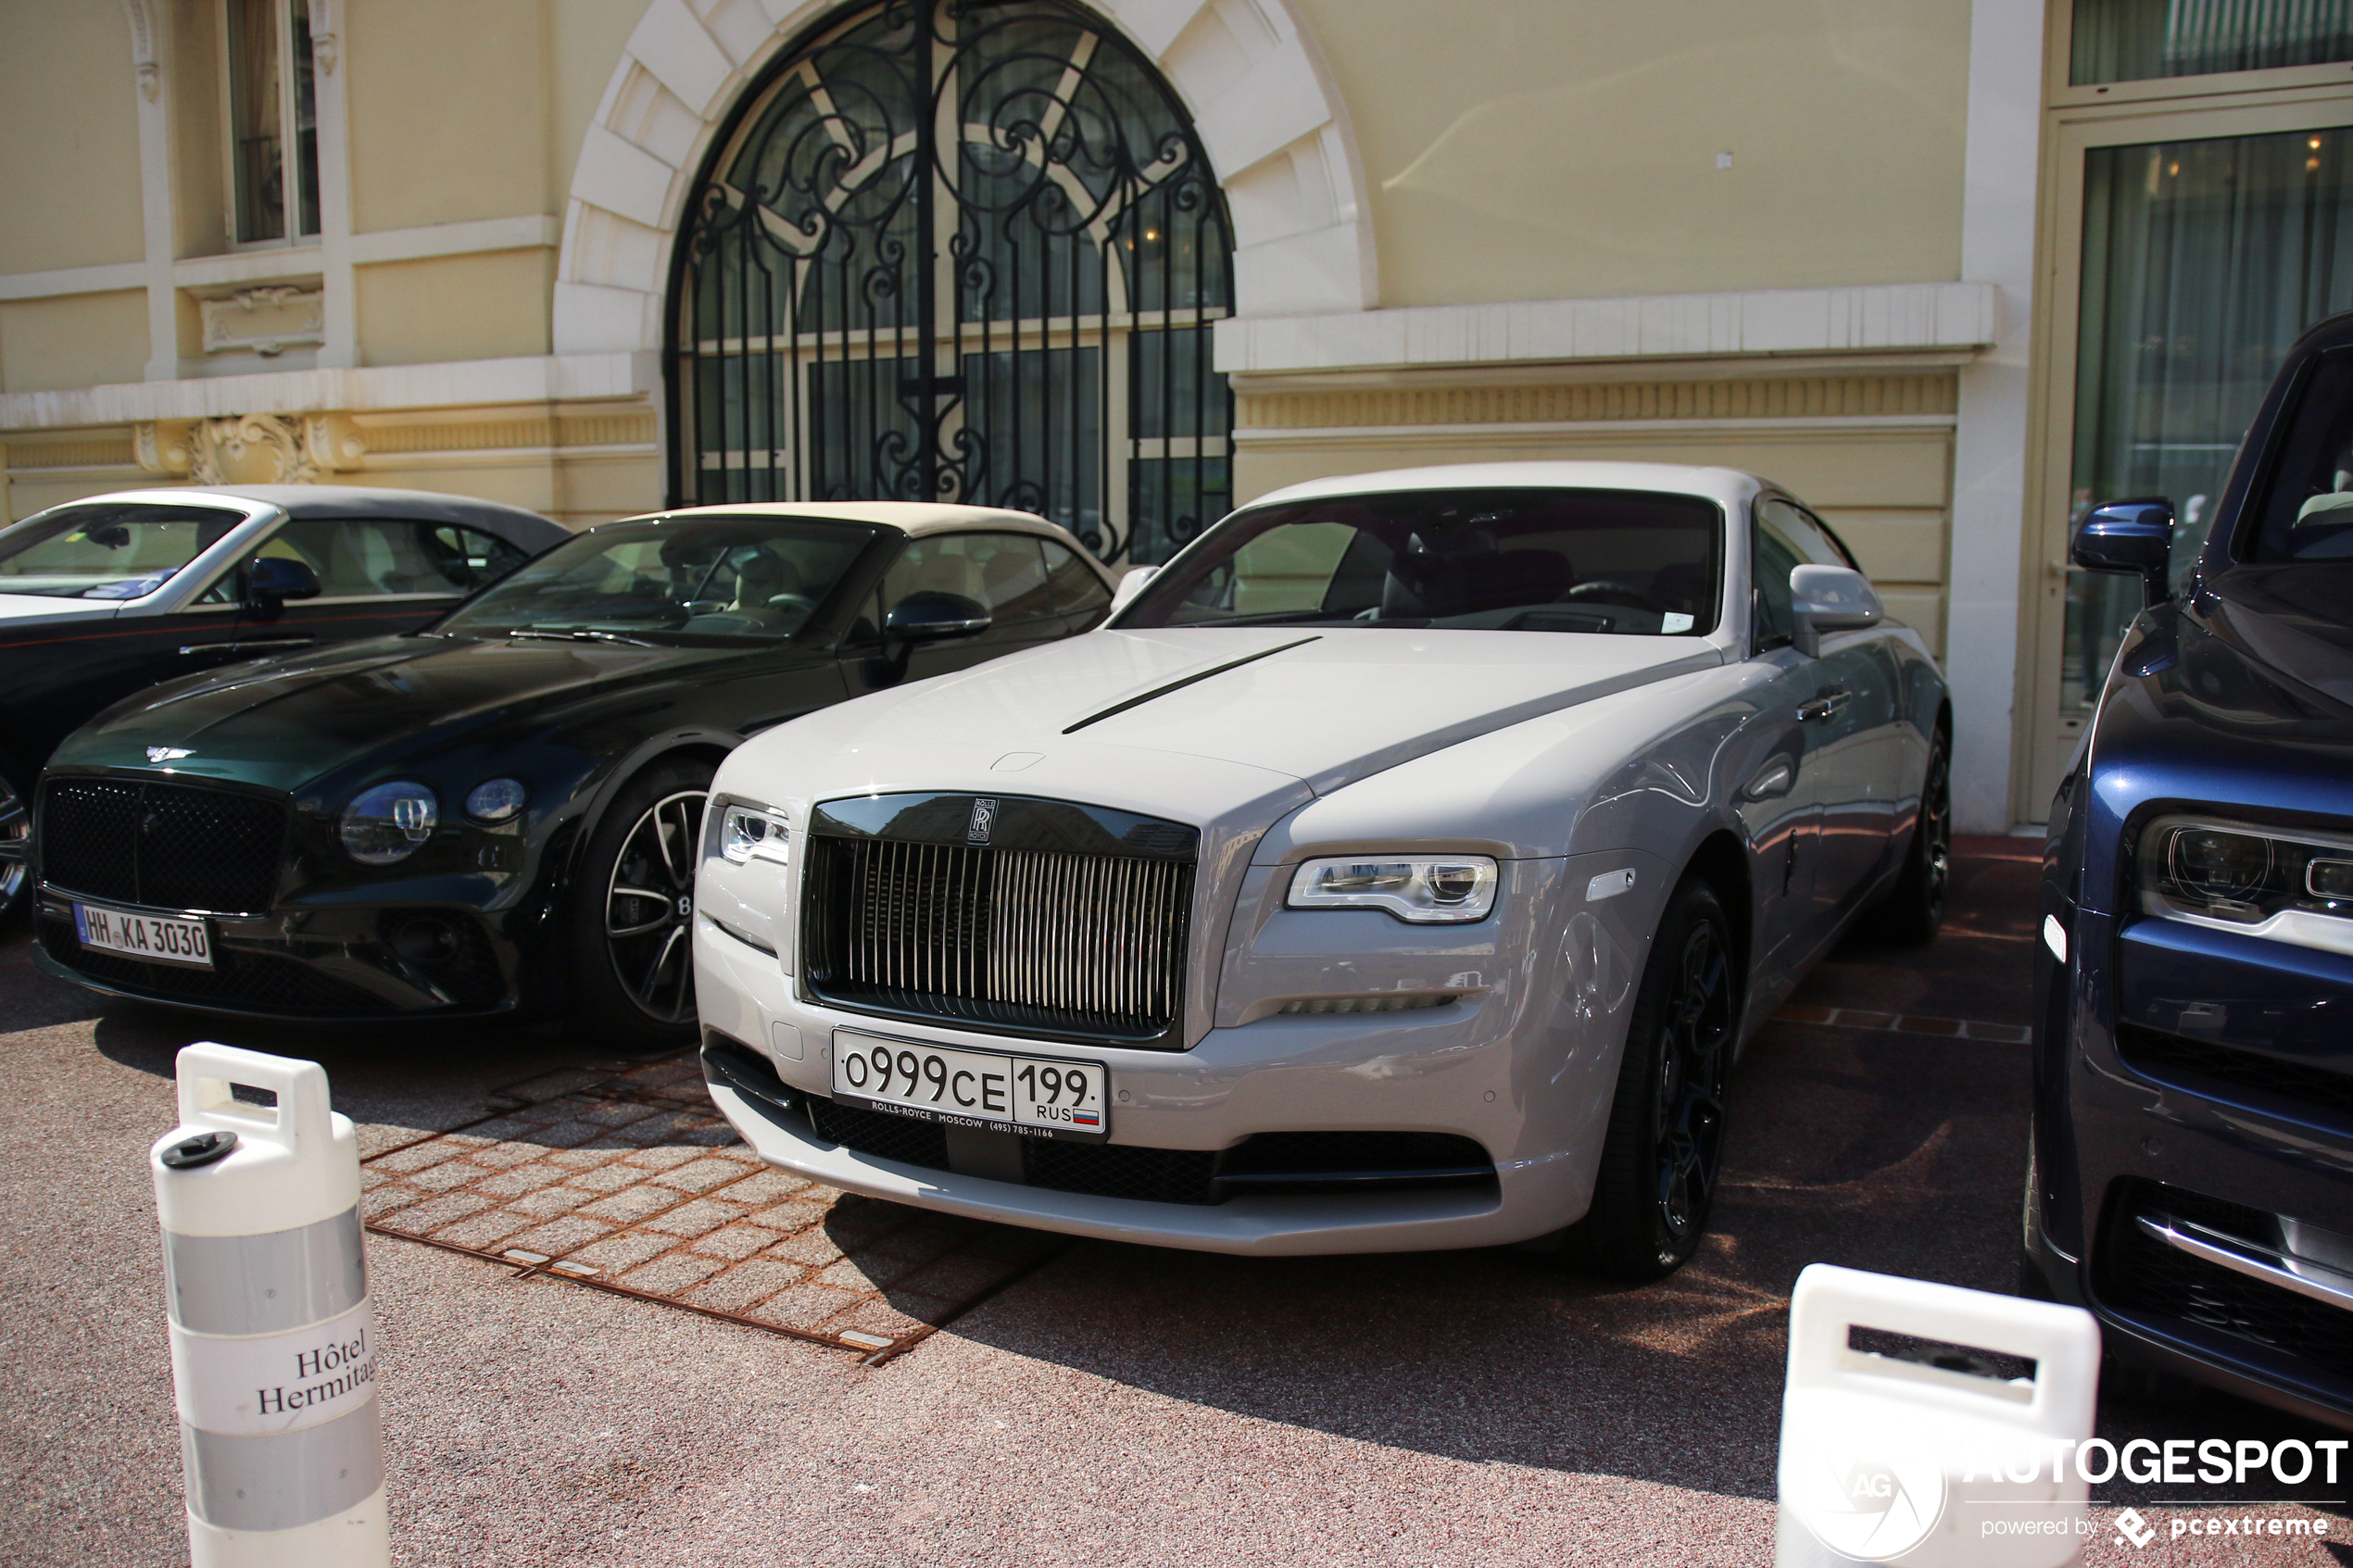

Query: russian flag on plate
[{"left": 1071, "top": 1109, "right": 1101, "bottom": 1127}]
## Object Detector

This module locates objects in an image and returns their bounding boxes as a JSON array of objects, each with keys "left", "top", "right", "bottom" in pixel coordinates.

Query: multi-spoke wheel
[
  {"left": 1883, "top": 729, "right": 1952, "bottom": 944},
  {"left": 1560, "top": 875, "right": 1740, "bottom": 1280},
  {"left": 605, "top": 789, "right": 707, "bottom": 1023},
  {"left": 564, "top": 757, "right": 714, "bottom": 1049},
  {"left": 0, "top": 757, "right": 28, "bottom": 922}
]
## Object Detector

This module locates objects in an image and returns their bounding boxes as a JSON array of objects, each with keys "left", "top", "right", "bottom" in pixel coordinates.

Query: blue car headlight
[{"left": 2139, "top": 814, "right": 2353, "bottom": 957}]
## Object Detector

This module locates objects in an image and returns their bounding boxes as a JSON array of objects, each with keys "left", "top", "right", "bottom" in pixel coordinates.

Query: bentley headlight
[
  {"left": 2140, "top": 814, "right": 2353, "bottom": 956},
  {"left": 1287, "top": 855, "right": 1498, "bottom": 922},
  {"left": 464, "top": 777, "right": 526, "bottom": 822},
  {"left": 341, "top": 782, "right": 439, "bottom": 865},
  {"left": 719, "top": 804, "right": 790, "bottom": 865}
]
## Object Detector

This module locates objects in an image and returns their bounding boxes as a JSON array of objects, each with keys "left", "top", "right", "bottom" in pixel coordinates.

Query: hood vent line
[{"left": 1063, "top": 636, "right": 1322, "bottom": 734}]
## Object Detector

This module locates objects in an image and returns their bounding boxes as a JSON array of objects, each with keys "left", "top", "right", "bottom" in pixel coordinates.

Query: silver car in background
[{"left": 691, "top": 461, "right": 1950, "bottom": 1276}]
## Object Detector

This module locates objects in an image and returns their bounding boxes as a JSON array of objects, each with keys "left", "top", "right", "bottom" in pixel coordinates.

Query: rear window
[
  {"left": 1117, "top": 488, "right": 1723, "bottom": 636},
  {"left": 0, "top": 501, "right": 247, "bottom": 599}
]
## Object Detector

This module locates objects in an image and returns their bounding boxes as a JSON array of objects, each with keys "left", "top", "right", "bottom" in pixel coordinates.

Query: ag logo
[
  {"left": 965, "top": 797, "right": 997, "bottom": 845},
  {"left": 1785, "top": 1431, "right": 1947, "bottom": 1562}
]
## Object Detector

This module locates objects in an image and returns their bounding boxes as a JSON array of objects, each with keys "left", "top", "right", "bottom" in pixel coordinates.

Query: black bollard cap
[{"left": 159, "top": 1129, "right": 239, "bottom": 1170}]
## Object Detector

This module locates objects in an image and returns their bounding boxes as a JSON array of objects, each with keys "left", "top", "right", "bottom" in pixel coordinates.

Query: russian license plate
[
  {"left": 73, "top": 901, "right": 214, "bottom": 969},
  {"left": 832, "top": 1029, "right": 1109, "bottom": 1143}
]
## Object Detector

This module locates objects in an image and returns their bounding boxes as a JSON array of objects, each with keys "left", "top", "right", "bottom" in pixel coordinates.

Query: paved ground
[{"left": 2, "top": 838, "right": 2344, "bottom": 1566}]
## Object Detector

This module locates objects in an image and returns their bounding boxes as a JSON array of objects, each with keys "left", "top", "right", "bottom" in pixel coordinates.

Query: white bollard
[
  {"left": 1777, "top": 1263, "right": 2101, "bottom": 1568},
  {"left": 151, "top": 1044, "right": 390, "bottom": 1568}
]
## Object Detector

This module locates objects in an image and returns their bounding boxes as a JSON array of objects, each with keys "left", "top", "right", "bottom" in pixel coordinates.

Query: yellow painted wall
[
  {"left": 166, "top": 0, "right": 228, "bottom": 258},
  {"left": 356, "top": 251, "right": 557, "bottom": 365},
  {"left": 347, "top": 0, "right": 547, "bottom": 232},
  {"left": 547, "top": 0, "right": 649, "bottom": 213},
  {"left": 0, "top": 4, "right": 145, "bottom": 273},
  {"left": 1301, "top": 0, "right": 1972, "bottom": 306},
  {"left": 0, "top": 292, "right": 150, "bottom": 394}
]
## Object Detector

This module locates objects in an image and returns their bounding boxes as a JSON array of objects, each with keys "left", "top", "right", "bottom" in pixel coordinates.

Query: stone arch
[{"left": 552, "top": 0, "right": 1373, "bottom": 356}]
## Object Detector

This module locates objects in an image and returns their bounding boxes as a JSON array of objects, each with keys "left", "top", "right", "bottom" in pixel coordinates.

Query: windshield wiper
[{"left": 506, "top": 627, "right": 659, "bottom": 647}]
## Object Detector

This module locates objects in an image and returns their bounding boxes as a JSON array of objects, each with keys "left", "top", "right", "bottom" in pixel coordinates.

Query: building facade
[{"left": 5, "top": 0, "right": 2349, "bottom": 830}]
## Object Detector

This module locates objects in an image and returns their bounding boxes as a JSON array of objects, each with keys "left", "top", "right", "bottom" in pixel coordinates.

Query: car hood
[
  {"left": 744, "top": 627, "right": 1723, "bottom": 811},
  {"left": 51, "top": 633, "right": 784, "bottom": 794}
]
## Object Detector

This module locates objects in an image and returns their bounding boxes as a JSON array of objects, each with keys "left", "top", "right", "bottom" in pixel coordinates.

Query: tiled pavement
[{"left": 361, "top": 1055, "right": 1059, "bottom": 1354}]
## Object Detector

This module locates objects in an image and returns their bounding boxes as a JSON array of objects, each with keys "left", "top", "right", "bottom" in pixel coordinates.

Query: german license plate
[
  {"left": 73, "top": 901, "right": 214, "bottom": 969},
  {"left": 832, "top": 1029, "right": 1108, "bottom": 1143}
]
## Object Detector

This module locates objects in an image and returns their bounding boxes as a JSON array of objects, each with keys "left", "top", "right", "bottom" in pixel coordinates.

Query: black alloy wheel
[
  {"left": 1562, "top": 876, "right": 1739, "bottom": 1281},
  {"left": 0, "top": 758, "right": 29, "bottom": 922},
  {"left": 1883, "top": 730, "right": 1952, "bottom": 944},
  {"left": 565, "top": 757, "right": 714, "bottom": 1049}
]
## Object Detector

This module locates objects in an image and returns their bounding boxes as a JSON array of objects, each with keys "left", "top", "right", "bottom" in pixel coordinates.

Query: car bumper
[
  {"left": 32, "top": 890, "right": 522, "bottom": 1021},
  {"left": 2040, "top": 907, "right": 2353, "bottom": 1430},
  {"left": 693, "top": 914, "right": 1625, "bottom": 1256}
]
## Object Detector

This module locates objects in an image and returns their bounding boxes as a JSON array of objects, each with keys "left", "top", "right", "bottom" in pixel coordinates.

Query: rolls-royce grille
[
  {"left": 805, "top": 837, "right": 1192, "bottom": 1044},
  {"left": 40, "top": 776, "right": 287, "bottom": 915}
]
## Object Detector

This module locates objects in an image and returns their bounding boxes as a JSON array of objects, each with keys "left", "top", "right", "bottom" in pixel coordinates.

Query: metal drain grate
[{"left": 360, "top": 1052, "right": 1063, "bottom": 1362}]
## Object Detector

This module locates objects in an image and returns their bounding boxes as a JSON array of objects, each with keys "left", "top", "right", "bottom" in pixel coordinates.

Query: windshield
[
  {"left": 0, "top": 502, "right": 248, "bottom": 599},
  {"left": 1118, "top": 487, "right": 1723, "bottom": 634},
  {"left": 436, "top": 516, "right": 876, "bottom": 644}
]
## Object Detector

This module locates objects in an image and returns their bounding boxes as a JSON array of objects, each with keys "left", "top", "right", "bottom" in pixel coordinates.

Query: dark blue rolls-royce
[{"left": 2029, "top": 311, "right": 2353, "bottom": 1428}]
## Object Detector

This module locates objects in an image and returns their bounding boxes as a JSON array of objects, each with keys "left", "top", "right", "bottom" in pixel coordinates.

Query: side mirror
[
  {"left": 243, "top": 556, "right": 321, "bottom": 622},
  {"left": 2071, "top": 498, "right": 2171, "bottom": 608},
  {"left": 1789, "top": 564, "right": 1882, "bottom": 658},
  {"left": 1110, "top": 565, "right": 1159, "bottom": 614},
  {"left": 882, "top": 590, "right": 990, "bottom": 643}
]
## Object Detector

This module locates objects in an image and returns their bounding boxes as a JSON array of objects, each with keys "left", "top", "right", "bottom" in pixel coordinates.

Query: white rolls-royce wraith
[{"left": 692, "top": 461, "right": 1950, "bottom": 1276}]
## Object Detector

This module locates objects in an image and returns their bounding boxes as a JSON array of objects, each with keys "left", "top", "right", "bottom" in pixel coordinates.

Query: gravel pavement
[{"left": 2, "top": 838, "right": 2344, "bottom": 1566}]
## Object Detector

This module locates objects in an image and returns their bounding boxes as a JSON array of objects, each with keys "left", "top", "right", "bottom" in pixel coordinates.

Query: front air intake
[{"left": 801, "top": 793, "right": 1195, "bottom": 1047}]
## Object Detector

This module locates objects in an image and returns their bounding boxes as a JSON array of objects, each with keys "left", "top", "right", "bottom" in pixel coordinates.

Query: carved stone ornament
[
  {"left": 123, "top": 0, "right": 160, "bottom": 101},
  {"left": 308, "top": 0, "right": 337, "bottom": 74},
  {"left": 134, "top": 414, "right": 364, "bottom": 485},
  {"left": 198, "top": 285, "right": 327, "bottom": 358}
]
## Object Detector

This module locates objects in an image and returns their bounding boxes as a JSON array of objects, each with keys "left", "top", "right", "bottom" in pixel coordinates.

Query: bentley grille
[
  {"left": 803, "top": 835, "right": 1193, "bottom": 1045},
  {"left": 39, "top": 776, "right": 286, "bottom": 915}
]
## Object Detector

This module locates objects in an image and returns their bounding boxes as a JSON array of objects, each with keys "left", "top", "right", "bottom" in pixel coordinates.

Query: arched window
[{"left": 669, "top": 0, "right": 1235, "bottom": 564}]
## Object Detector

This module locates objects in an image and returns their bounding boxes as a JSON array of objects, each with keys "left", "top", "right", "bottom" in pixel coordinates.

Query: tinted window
[
  {"left": 1120, "top": 488, "right": 1723, "bottom": 636},
  {"left": 258, "top": 519, "right": 531, "bottom": 599},
  {"left": 0, "top": 502, "right": 245, "bottom": 599},
  {"left": 1753, "top": 497, "right": 1855, "bottom": 654},
  {"left": 878, "top": 533, "right": 1057, "bottom": 626},
  {"left": 1043, "top": 541, "right": 1112, "bottom": 620},
  {"left": 2247, "top": 347, "right": 2353, "bottom": 563},
  {"left": 438, "top": 517, "right": 873, "bottom": 643}
]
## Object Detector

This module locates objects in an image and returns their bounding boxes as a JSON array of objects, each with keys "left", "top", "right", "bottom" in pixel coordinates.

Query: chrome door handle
[
  {"left": 231, "top": 637, "right": 318, "bottom": 652},
  {"left": 1799, "top": 687, "right": 1853, "bottom": 721}
]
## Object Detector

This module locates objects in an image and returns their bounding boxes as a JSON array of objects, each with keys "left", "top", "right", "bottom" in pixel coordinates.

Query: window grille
[{"left": 668, "top": 0, "right": 1236, "bottom": 565}]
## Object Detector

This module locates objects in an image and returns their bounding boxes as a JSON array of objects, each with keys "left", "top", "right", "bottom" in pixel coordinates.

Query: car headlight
[
  {"left": 719, "top": 804, "right": 791, "bottom": 865},
  {"left": 1286, "top": 855, "right": 1498, "bottom": 922},
  {"left": 2139, "top": 814, "right": 2353, "bottom": 955},
  {"left": 465, "top": 777, "right": 526, "bottom": 822},
  {"left": 340, "top": 782, "right": 439, "bottom": 865}
]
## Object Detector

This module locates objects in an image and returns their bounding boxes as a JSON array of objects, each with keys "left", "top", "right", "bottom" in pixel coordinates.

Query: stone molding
[
  {"left": 198, "top": 287, "right": 327, "bottom": 358},
  {"left": 1238, "top": 374, "right": 1961, "bottom": 432},
  {"left": 552, "top": 0, "right": 1375, "bottom": 358},
  {"left": 1214, "top": 282, "right": 2000, "bottom": 378},
  {"left": 0, "top": 352, "right": 656, "bottom": 433}
]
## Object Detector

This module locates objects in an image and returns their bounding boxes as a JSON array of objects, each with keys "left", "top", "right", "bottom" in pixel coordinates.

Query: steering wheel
[{"left": 1558, "top": 580, "right": 1673, "bottom": 614}]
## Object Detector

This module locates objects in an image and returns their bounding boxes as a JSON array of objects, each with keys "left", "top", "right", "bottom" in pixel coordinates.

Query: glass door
[{"left": 2026, "top": 55, "right": 2353, "bottom": 811}]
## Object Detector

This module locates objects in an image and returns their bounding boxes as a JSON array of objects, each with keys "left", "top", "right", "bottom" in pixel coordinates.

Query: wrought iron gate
[{"left": 668, "top": 0, "right": 1235, "bottom": 564}]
